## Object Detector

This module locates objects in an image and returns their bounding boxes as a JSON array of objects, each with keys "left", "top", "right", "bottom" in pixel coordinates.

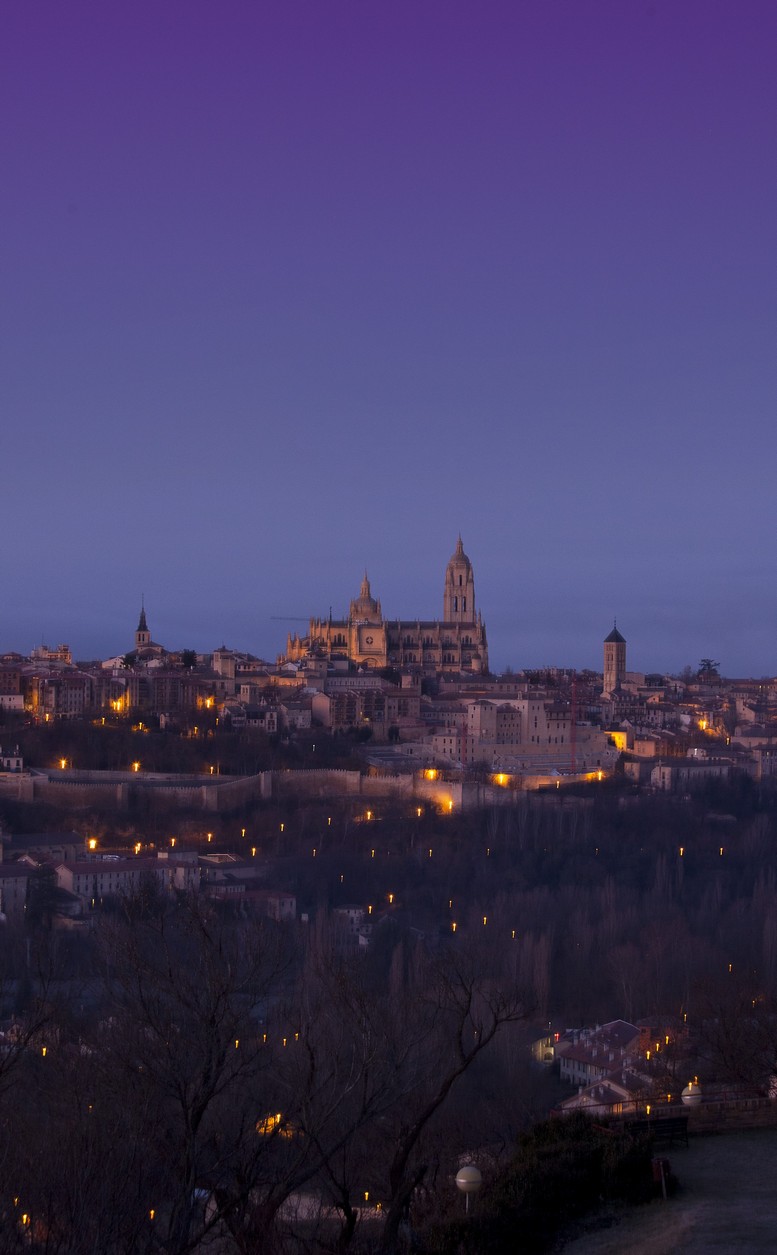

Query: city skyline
[
  {"left": 2, "top": 555, "right": 771, "bottom": 681},
  {"left": 3, "top": 1, "right": 776, "bottom": 675}
]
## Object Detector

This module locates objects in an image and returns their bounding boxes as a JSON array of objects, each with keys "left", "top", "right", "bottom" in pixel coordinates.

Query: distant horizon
[{"left": 4, "top": 567, "right": 774, "bottom": 681}]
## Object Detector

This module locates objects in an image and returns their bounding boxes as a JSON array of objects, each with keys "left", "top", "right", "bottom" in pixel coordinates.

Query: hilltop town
[
  {"left": 2, "top": 540, "right": 774, "bottom": 793},
  {"left": 2, "top": 543, "right": 777, "bottom": 1249}
]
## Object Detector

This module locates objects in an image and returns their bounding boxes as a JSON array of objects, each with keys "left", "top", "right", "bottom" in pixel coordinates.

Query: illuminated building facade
[{"left": 282, "top": 538, "right": 488, "bottom": 674}]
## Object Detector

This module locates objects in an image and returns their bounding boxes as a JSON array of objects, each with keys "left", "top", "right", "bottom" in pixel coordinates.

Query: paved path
[{"left": 558, "top": 1129, "right": 777, "bottom": 1254}]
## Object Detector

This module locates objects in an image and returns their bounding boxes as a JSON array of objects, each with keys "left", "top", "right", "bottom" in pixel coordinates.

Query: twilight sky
[{"left": 2, "top": 0, "right": 776, "bottom": 675}]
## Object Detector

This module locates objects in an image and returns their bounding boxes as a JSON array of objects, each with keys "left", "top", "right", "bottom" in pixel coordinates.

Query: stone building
[{"left": 282, "top": 538, "right": 488, "bottom": 675}]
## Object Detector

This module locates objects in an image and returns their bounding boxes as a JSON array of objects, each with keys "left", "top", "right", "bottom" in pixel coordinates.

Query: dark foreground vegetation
[
  {"left": 0, "top": 897, "right": 532, "bottom": 1254},
  {"left": 0, "top": 892, "right": 670, "bottom": 1255}
]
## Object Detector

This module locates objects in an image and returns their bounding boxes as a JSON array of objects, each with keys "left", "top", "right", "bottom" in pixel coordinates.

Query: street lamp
[
  {"left": 455, "top": 1165, "right": 482, "bottom": 1215},
  {"left": 681, "top": 1081, "right": 702, "bottom": 1106}
]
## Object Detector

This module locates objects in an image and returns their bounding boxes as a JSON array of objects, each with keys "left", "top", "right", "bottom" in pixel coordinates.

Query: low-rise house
[
  {"left": 280, "top": 700, "right": 312, "bottom": 731},
  {"left": 651, "top": 757, "right": 738, "bottom": 791},
  {"left": 0, "top": 864, "right": 35, "bottom": 924},
  {"left": 0, "top": 746, "right": 23, "bottom": 771},
  {"left": 245, "top": 705, "right": 279, "bottom": 733},
  {"left": 557, "top": 1068, "right": 651, "bottom": 1117},
  {"left": 556, "top": 1020, "right": 641, "bottom": 1087},
  {"left": 53, "top": 856, "right": 193, "bottom": 910}
]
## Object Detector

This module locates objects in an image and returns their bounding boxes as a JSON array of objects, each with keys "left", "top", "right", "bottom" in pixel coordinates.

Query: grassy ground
[{"left": 557, "top": 1128, "right": 777, "bottom": 1253}]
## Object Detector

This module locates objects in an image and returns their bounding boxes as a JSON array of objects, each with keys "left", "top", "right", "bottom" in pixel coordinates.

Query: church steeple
[{"left": 135, "top": 600, "right": 151, "bottom": 651}]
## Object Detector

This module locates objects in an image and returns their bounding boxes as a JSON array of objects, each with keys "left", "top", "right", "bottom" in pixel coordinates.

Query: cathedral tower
[
  {"left": 603, "top": 622, "right": 626, "bottom": 695},
  {"left": 444, "top": 536, "right": 476, "bottom": 623}
]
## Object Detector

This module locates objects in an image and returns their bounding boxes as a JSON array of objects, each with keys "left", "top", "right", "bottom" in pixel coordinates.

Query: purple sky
[{"left": 3, "top": 1, "right": 776, "bottom": 675}]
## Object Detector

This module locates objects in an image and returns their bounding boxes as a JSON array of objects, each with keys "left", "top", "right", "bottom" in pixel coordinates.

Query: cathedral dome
[{"left": 349, "top": 573, "right": 381, "bottom": 622}]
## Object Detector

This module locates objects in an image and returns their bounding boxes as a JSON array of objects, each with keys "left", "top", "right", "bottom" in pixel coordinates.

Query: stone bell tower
[
  {"left": 603, "top": 621, "right": 626, "bottom": 695},
  {"left": 444, "top": 536, "right": 476, "bottom": 623}
]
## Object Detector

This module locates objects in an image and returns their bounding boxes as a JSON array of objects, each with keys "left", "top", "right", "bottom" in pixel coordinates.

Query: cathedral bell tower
[{"left": 444, "top": 536, "right": 476, "bottom": 623}]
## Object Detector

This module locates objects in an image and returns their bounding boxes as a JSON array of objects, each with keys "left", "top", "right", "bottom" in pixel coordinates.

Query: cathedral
[{"left": 282, "top": 538, "right": 488, "bottom": 674}]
